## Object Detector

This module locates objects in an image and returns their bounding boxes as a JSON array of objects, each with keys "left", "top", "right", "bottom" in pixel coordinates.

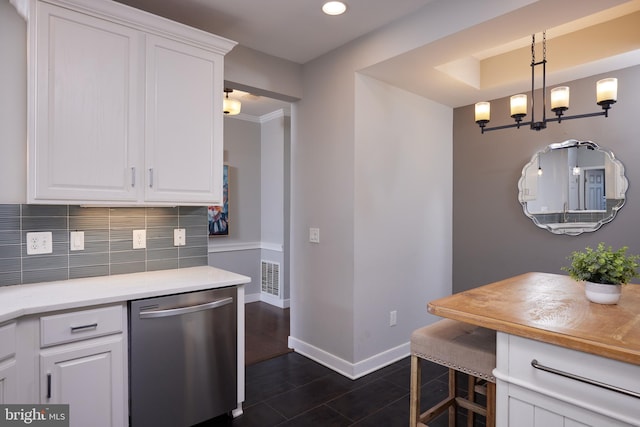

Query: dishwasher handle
[{"left": 139, "top": 297, "right": 233, "bottom": 319}]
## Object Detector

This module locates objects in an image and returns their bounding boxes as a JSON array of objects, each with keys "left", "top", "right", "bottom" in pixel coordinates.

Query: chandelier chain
[
  {"left": 531, "top": 33, "right": 535, "bottom": 63},
  {"left": 531, "top": 32, "right": 547, "bottom": 63}
]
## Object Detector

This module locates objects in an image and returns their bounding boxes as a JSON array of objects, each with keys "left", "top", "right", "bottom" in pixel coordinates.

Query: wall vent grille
[{"left": 261, "top": 260, "right": 280, "bottom": 297}]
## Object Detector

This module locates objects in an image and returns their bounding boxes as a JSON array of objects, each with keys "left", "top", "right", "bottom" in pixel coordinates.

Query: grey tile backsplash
[{"left": 0, "top": 204, "right": 208, "bottom": 287}]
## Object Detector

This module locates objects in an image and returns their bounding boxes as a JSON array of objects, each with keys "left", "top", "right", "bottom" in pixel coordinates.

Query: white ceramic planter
[{"left": 584, "top": 281, "right": 621, "bottom": 304}]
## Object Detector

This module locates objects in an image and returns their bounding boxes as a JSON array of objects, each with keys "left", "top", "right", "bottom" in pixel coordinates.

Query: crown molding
[{"left": 225, "top": 108, "right": 287, "bottom": 124}]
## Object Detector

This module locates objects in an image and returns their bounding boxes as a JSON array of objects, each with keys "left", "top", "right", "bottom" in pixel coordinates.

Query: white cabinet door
[
  {"left": 144, "top": 34, "right": 224, "bottom": 205},
  {"left": 29, "top": 2, "right": 142, "bottom": 203},
  {"left": 40, "top": 335, "right": 125, "bottom": 427},
  {"left": 507, "top": 389, "right": 614, "bottom": 427},
  {"left": 0, "top": 359, "right": 17, "bottom": 404},
  {"left": 0, "top": 321, "right": 17, "bottom": 403}
]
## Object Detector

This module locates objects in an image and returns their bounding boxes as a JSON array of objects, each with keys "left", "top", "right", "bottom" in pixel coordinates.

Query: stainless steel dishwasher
[{"left": 129, "top": 286, "right": 237, "bottom": 427}]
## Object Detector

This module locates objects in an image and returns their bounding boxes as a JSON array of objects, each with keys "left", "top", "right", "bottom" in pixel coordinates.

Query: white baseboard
[
  {"left": 287, "top": 336, "right": 410, "bottom": 380},
  {"left": 260, "top": 292, "right": 290, "bottom": 308},
  {"left": 244, "top": 292, "right": 290, "bottom": 308}
]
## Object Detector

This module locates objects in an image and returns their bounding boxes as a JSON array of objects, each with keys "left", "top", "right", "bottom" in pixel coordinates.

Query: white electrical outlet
[
  {"left": 132, "top": 229, "right": 146, "bottom": 249},
  {"left": 26, "top": 232, "right": 53, "bottom": 255},
  {"left": 389, "top": 310, "right": 397, "bottom": 327},
  {"left": 174, "top": 228, "right": 186, "bottom": 246},
  {"left": 309, "top": 227, "right": 320, "bottom": 243},
  {"left": 70, "top": 231, "right": 85, "bottom": 251}
]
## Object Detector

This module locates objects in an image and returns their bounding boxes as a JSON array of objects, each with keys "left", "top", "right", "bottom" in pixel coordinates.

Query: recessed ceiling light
[{"left": 322, "top": 1, "right": 347, "bottom": 16}]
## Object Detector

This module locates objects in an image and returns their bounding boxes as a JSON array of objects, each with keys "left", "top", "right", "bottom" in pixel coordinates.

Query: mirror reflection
[{"left": 518, "top": 139, "right": 628, "bottom": 235}]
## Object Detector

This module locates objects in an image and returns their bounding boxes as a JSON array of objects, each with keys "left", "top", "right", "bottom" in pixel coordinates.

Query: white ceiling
[
  {"left": 116, "top": 0, "right": 640, "bottom": 117},
  {"left": 115, "top": 0, "right": 437, "bottom": 118},
  {"left": 115, "top": 0, "right": 437, "bottom": 64}
]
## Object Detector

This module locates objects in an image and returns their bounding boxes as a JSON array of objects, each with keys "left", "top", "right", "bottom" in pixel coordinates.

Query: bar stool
[{"left": 409, "top": 319, "right": 496, "bottom": 427}]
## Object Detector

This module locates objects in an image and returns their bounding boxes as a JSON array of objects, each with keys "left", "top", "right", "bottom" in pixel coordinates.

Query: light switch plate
[
  {"left": 309, "top": 227, "right": 320, "bottom": 243},
  {"left": 26, "top": 232, "right": 53, "bottom": 255},
  {"left": 70, "top": 231, "right": 85, "bottom": 251}
]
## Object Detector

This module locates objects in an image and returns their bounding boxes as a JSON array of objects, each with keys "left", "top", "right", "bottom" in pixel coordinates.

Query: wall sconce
[
  {"left": 475, "top": 32, "right": 617, "bottom": 134},
  {"left": 223, "top": 88, "right": 241, "bottom": 115}
]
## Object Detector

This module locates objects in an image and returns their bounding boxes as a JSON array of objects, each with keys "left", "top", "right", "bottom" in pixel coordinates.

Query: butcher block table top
[{"left": 428, "top": 272, "right": 640, "bottom": 366}]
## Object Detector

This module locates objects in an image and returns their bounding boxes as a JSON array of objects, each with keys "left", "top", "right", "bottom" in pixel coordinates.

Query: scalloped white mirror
[{"left": 518, "top": 139, "right": 628, "bottom": 236}]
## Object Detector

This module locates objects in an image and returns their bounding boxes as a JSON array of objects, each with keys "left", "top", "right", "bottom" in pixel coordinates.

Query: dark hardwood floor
[
  {"left": 199, "top": 302, "right": 485, "bottom": 426},
  {"left": 245, "top": 301, "right": 292, "bottom": 365}
]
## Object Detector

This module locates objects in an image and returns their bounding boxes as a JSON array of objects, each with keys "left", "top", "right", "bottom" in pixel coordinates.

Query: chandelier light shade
[
  {"left": 223, "top": 88, "right": 241, "bottom": 115},
  {"left": 475, "top": 32, "right": 618, "bottom": 133},
  {"left": 550, "top": 86, "right": 569, "bottom": 111},
  {"left": 510, "top": 94, "right": 527, "bottom": 121},
  {"left": 596, "top": 78, "right": 618, "bottom": 105},
  {"left": 474, "top": 101, "right": 490, "bottom": 124}
]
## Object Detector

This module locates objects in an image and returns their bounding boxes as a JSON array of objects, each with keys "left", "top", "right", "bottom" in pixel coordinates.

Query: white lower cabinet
[
  {"left": 0, "top": 359, "right": 17, "bottom": 404},
  {"left": 0, "top": 321, "right": 17, "bottom": 403},
  {"left": 495, "top": 333, "right": 640, "bottom": 427},
  {"left": 25, "top": 304, "right": 128, "bottom": 427},
  {"left": 40, "top": 335, "right": 125, "bottom": 427}
]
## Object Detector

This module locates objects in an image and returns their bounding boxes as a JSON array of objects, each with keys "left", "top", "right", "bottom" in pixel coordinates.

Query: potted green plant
[{"left": 562, "top": 242, "right": 640, "bottom": 304}]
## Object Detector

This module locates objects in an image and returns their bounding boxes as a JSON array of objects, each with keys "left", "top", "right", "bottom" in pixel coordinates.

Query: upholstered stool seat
[{"left": 410, "top": 319, "right": 496, "bottom": 427}]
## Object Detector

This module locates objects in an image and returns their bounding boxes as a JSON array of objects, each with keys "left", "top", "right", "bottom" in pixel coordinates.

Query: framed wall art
[{"left": 208, "top": 164, "right": 228, "bottom": 235}]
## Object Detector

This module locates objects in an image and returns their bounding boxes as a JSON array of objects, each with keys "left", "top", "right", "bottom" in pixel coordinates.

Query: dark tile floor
[
  {"left": 197, "top": 302, "right": 485, "bottom": 426},
  {"left": 201, "top": 352, "right": 484, "bottom": 427}
]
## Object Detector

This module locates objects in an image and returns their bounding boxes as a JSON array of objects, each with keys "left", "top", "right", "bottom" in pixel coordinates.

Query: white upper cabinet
[
  {"left": 20, "top": 0, "right": 235, "bottom": 205},
  {"left": 31, "top": 3, "right": 142, "bottom": 203},
  {"left": 144, "top": 35, "right": 224, "bottom": 204}
]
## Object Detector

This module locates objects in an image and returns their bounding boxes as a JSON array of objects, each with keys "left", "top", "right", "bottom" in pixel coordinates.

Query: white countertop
[{"left": 0, "top": 266, "right": 251, "bottom": 323}]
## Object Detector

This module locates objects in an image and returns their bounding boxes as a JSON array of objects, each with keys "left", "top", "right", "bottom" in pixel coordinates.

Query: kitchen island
[{"left": 428, "top": 272, "right": 640, "bottom": 426}]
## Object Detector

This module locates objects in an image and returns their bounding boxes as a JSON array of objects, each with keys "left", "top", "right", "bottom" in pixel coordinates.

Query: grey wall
[
  {"left": 208, "top": 113, "right": 290, "bottom": 301},
  {"left": 209, "top": 117, "right": 261, "bottom": 295},
  {"left": 453, "top": 64, "right": 640, "bottom": 293},
  {"left": 261, "top": 113, "right": 289, "bottom": 301},
  {"left": 208, "top": 248, "right": 261, "bottom": 295},
  {"left": 261, "top": 115, "right": 285, "bottom": 246},
  {"left": 225, "top": 45, "right": 302, "bottom": 103},
  {"left": 219, "top": 118, "right": 261, "bottom": 244}
]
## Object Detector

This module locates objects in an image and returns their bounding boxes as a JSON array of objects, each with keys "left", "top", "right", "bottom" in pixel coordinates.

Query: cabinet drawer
[
  {"left": 0, "top": 322, "right": 16, "bottom": 360},
  {"left": 41, "top": 305, "right": 123, "bottom": 347},
  {"left": 504, "top": 334, "right": 640, "bottom": 423}
]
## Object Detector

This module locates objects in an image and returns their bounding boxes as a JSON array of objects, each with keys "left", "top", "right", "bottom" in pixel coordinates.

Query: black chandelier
[{"left": 475, "top": 32, "right": 617, "bottom": 134}]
